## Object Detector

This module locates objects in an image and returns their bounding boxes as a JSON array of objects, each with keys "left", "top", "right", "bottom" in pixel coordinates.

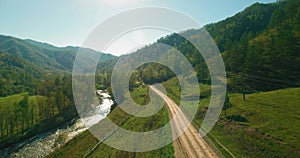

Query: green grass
[
  {"left": 87, "top": 105, "right": 174, "bottom": 158},
  {"left": 0, "top": 93, "right": 41, "bottom": 108},
  {"left": 216, "top": 88, "right": 300, "bottom": 157},
  {"left": 130, "top": 85, "right": 150, "bottom": 105},
  {"left": 193, "top": 88, "right": 300, "bottom": 158},
  {"left": 47, "top": 130, "right": 99, "bottom": 158}
]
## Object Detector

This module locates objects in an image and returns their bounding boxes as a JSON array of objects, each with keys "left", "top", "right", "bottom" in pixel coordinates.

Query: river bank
[{"left": 0, "top": 90, "right": 113, "bottom": 158}]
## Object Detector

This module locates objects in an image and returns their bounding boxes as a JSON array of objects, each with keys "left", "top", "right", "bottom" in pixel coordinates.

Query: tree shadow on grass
[{"left": 227, "top": 115, "right": 248, "bottom": 122}]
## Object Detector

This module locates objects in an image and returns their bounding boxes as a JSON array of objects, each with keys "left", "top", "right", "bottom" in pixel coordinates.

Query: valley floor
[{"left": 48, "top": 87, "right": 300, "bottom": 158}]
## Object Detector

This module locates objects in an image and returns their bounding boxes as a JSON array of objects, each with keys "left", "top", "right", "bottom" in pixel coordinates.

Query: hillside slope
[
  {"left": 155, "top": 0, "right": 300, "bottom": 91},
  {"left": 0, "top": 35, "right": 117, "bottom": 72},
  {"left": 0, "top": 35, "right": 117, "bottom": 96}
]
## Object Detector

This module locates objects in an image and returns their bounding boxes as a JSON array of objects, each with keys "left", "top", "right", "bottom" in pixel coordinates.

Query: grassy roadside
[
  {"left": 162, "top": 78, "right": 300, "bottom": 157},
  {"left": 48, "top": 78, "right": 216, "bottom": 158},
  {"left": 214, "top": 88, "right": 300, "bottom": 157},
  {"left": 192, "top": 89, "right": 300, "bottom": 157}
]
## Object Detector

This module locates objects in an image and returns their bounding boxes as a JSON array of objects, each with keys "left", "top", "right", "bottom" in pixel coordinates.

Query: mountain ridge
[
  {"left": 0, "top": 35, "right": 117, "bottom": 96},
  {"left": 0, "top": 34, "right": 117, "bottom": 72}
]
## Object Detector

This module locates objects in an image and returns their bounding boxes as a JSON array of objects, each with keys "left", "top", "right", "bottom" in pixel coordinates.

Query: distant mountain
[
  {"left": 0, "top": 35, "right": 117, "bottom": 96},
  {"left": 0, "top": 35, "right": 117, "bottom": 72}
]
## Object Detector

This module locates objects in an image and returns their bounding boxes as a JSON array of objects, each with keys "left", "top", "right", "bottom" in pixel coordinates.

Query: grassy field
[
  {"left": 192, "top": 88, "right": 300, "bottom": 157},
  {"left": 0, "top": 93, "right": 42, "bottom": 113}
]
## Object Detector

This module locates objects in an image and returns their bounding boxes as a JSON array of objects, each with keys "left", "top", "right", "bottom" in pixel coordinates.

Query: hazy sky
[{"left": 0, "top": 0, "right": 276, "bottom": 55}]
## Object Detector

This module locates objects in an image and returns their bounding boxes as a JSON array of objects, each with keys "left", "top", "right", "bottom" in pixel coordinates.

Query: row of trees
[
  {"left": 0, "top": 95, "right": 33, "bottom": 137},
  {"left": 0, "top": 75, "right": 77, "bottom": 149}
]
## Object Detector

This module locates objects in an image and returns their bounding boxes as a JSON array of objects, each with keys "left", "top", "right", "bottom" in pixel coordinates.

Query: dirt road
[{"left": 150, "top": 86, "right": 219, "bottom": 158}]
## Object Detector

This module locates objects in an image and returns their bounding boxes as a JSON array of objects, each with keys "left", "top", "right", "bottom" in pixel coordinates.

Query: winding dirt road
[{"left": 150, "top": 86, "right": 219, "bottom": 158}]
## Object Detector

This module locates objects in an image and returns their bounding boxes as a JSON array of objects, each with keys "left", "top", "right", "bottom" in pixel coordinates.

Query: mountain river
[{"left": 0, "top": 90, "right": 113, "bottom": 158}]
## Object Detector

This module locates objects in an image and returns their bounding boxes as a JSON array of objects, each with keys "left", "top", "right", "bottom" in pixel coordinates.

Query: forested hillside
[
  {"left": 0, "top": 35, "right": 116, "bottom": 71},
  {"left": 208, "top": 0, "right": 300, "bottom": 91},
  {"left": 0, "top": 36, "right": 117, "bottom": 149},
  {"left": 0, "top": 51, "right": 44, "bottom": 96},
  {"left": 131, "top": 0, "right": 300, "bottom": 92},
  {"left": 0, "top": 35, "right": 117, "bottom": 97}
]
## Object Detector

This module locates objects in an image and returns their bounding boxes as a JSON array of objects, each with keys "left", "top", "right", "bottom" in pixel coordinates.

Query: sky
[{"left": 0, "top": 0, "right": 276, "bottom": 56}]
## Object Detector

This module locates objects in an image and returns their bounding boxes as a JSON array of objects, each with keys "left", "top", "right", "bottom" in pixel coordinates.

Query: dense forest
[
  {"left": 0, "top": 75, "right": 79, "bottom": 149},
  {"left": 126, "top": 0, "right": 300, "bottom": 93}
]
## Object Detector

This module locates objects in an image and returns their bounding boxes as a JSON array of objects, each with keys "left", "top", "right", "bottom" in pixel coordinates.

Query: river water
[{"left": 0, "top": 90, "right": 113, "bottom": 158}]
